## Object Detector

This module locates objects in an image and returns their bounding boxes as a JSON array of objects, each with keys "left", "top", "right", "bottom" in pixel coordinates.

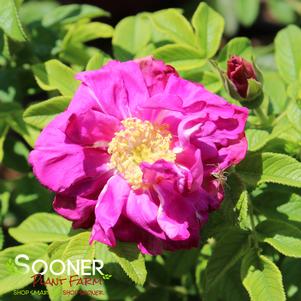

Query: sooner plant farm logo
[{"left": 7, "top": 254, "right": 112, "bottom": 296}]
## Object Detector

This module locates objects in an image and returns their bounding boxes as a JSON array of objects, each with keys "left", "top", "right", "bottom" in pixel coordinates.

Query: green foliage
[
  {"left": 9, "top": 213, "right": 72, "bottom": 243},
  {"left": 1, "top": 0, "right": 301, "bottom": 300},
  {"left": 0, "top": 0, "right": 27, "bottom": 41},
  {"left": 113, "top": 14, "right": 152, "bottom": 60},
  {"left": 0, "top": 243, "right": 48, "bottom": 295},
  {"left": 23, "top": 96, "right": 70, "bottom": 129},
  {"left": 275, "top": 25, "right": 301, "bottom": 83},
  {"left": 241, "top": 250, "right": 286, "bottom": 301},
  {"left": 192, "top": 3, "right": 224, "bottom": 58},
  {"left": 32, "top": 59, "right": 79, "bottom": 96}
]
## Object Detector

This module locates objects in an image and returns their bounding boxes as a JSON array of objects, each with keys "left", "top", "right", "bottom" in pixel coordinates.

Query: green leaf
[
  {"left": 222, "top": 173, "right": 250, "bottom": 229},
  {"left": 42, "top": 4, "right": 110, "bottom": 27},
  {"left": 254, "top": 189, "right": 301, "bottom": 224},
  {"left": 0, "top": 243, "right": 48, "bottom": 295},
  {"left": 246, "top": 129, "right": 270, "bottom": 152},
  {"left": 287, "top": 100, "right": 301, "bottom": 133},
  {"left": 241, "top": 250, "right": 286, "bottom": 301},
  {"left": 263, "top": 71, "right": 287, "bottom": 114},
  {"left": 151, "top": 9, "right": 196, "bottom": 46},
  {"left": 86, "top": 52, "right": 111, "bottom": 71},
  {"left": 68, "top": 22, "right": 114, "bottom": 44},
  {"left": 165, "top": 249, "right": 199, "bottom": 278},
  {"left": 46, "top": 233, "right": 94, "bottom": 300},
  {"left": 218, "top": 37, "right": 252, "bottom": 68},
  {"left": 32, "top": 59, "right": 79, "bottom": 96},
  {"left": 211, "top": 0, "right": 238, "bottom": 36},
  {"left": 234, "top": 0, "right": 260, "bottom": 27},
  {"left": 268, "top": 0, "right": 296, "bottom": 24},
  {"left": 236, "top": 152, "right": 301, "bottom": 188},
  {"left": 45, "top": 241, "right": 71, "bottom": 301},
  {"left": 205, "top": 228, "right": 249, "bottom": 292},
  {"left": 19, "top": 0, "right": 59, "bottom": 25},
  {"left": 275, "top": 25, "right": 301, "bottom": 83},
  {"left": 110, "top": 242, "right": 147, "bottom": 285},
  {"left": 23, "top": 96, "right": 70, "bottom": 129},
  {"left": 257, "top": 219, "right": 301, "bottom": 258},
  {"left": 0, "top": 0, "right": 27, "bottom": 41},
  {"left": 62, "top": 232, "right": 94, "bottom": 264},
  {"left": 192, "top": 3, "right": 224, "bottom": 58},
  {"left": 153, "top": 44, "right": 206, "bottom": 71},
  {"left": 9, "top": 213, "right": 72, "bottom": 243},
  {"left": 0, "top": 121, "right": 9, "bottom": 162},
  {"left": 113, "top": 14, "right": 151, "bottom": 61}
]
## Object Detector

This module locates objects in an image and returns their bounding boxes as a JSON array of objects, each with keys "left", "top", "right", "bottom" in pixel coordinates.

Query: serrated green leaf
[
  {"left": 42, "top": 4, "right": 110, "bottom": 27},
  {"left": 46, "top": 233, "right": 94, "bottom": 300},
  {"left": 23, "top": 96, "right": 70, "bottom": 129},
  {"left": 257, "top": 219, "right": 301, "bottom": 258},
  {"left": 113, "top": 14, "right": 151, "bottom": 61},
  {"left": 151, "top": 9, "right": 195, "bottom": 46},
  {"left": 254, "top": 189, "right": 301, "bottom": 224},
  {"left": 205, "top": 228, "right": 249, "bottom": 292},
  {"left": 45, "top": 241, "right": 71, "bottom": 301},
  {"left": 241, "top": 250, "right": 286, "bottom": 301},
  {"left": 0, "top": 0, "right": 27, "bottom": 41},
  {"left": 9, "top": 213, "right": 72, "bottom": 243},
  {"left": 0, "top": 243, "right": 48, "bottom": 295},
  {"left": 62, "top": 232, "right": 94, "bottom": 264},
  {"left": 110, "top": 242, "right": 147, "bottom": 285},
  {"left": 153, "top": 44, "right": 206, "bottom": 71},
  {"left": 287, "top": 100, "right": 301, "bottom": 133},
  {"left": 192, "top": 3, "right": 224, "bottom": 58},
  {"left": 95, "top": 242, "right": 132, "bottom": 284},
  {"left": 236, "top": 152, "right": 301, "bottom": 188},
  {"left": 263, "top": 71, "right": 287, "bottom": 114},
  {"left": 275, "top": 25, "right": 301, "bottom": 83},
  {"left": 218, "top": 37, "right": 252, "bottom": 68},
  {"left": 246, "top": 129, "right": 270, "bottom": 152},
  {"left": 234, "top": 0, "right": 260, "bottom": 27},
  {"left": 32, "top": 59, "right": 79, "bottom": 96}
]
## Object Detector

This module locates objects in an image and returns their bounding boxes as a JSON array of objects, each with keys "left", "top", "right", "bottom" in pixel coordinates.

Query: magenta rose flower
[
  {"left": 227, "top": 55, "right": 257, "bottom": 98},
  {"left": 29, "top": 57, "right": 248, "bottom": 254}
]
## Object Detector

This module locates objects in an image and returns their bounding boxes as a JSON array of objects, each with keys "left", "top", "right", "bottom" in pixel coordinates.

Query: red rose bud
[{"left": 227, "top": 56, "right": 257, "bottom": 98}]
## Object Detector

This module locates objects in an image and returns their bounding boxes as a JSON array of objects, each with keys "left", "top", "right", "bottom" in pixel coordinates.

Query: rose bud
[
  {"left": 225, "top": 56, "right": 263, "bottom": 108},
  {"left": 227, "top": 56, "right": 256, "bottom": 98}
]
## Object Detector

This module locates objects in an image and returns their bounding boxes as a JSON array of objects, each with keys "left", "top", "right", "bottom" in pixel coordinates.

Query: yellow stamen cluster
[{"left": 108, "top": 118, "right": 175, "bottom": 189}]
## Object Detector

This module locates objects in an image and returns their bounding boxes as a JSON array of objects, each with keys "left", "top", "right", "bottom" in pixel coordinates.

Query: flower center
[{"left": 108, "top": 118, "right": 176, "bottom": 189}]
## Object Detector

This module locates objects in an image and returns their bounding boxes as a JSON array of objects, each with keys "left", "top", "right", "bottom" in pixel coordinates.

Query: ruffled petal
[
  {"left": 124, "top": 190, "right": 165, "bottom": 239},
  {"left": 136, "top": 56, "right": 177, "bottom": 96},
  {"left": 53, "top": 194, "right": 96, "bottom": 228},
  {"left": 76, "top": 61, "right": 149, "bottom": 119},
  {"left": 65, "top": 109, "right": 120, "bottom": 147},
  {"left": 91, "top": 175, "right": 130, "bottom": 246},
  {"left": 29, "top": 111, "right": 111, "bottom": 195}
]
